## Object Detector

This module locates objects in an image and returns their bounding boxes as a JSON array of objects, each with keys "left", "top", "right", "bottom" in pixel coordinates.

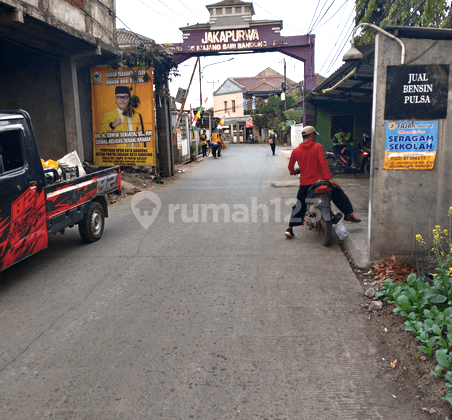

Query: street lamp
[
  {"left": 199, "top": 57, "right": 234, "bottom": 107},
  {"left": 343, "top": 22, "right": 405, "bottom": 64}
]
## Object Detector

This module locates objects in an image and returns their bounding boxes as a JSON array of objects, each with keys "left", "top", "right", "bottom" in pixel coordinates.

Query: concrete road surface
[{"left": 0, "top": 144, "right": 420, "bottom": 419}]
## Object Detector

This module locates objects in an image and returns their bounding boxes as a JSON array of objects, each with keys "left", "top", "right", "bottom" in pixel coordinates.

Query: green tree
[
  {"left": 355, "top": 0, "right": 452, "bottom": 43},
  {"left": 251, "top": 93, "right": 302, "bottom": 140}
]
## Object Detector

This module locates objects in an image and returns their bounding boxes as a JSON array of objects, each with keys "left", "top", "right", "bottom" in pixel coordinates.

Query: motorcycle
[
  {"left": 295, "top": 170, "right": 341, "bottom": 247},
  {"left": 247, "top": 134, "right": 256, "bottom": 143},
  {"left": 325, "top": 134, "right": 371, "bottom": 175}
]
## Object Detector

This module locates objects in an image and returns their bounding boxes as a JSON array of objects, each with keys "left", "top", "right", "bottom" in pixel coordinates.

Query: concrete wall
[
  {"left": 78, "top": 67, "right": 95, "bottom": 160},
  {"left": 0, "top": 0, "right": 118, "bottom": 162},
  {"left": 370, "top": 34, "right": 452, "bottom": 260},
  {"left": 9, "top": 0, "right": 116, "bottom": 46},
  {"left": 0, "top": 39, "right": 67, "bottom": 160}
]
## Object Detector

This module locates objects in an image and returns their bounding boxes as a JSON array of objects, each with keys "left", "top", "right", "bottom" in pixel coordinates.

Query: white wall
[{"left": 290, "top": 124, "right": 304, "bottom": 149}]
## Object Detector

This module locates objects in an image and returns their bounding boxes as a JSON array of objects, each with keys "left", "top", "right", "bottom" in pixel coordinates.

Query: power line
[
  {"left": 402, "top": 0, "right": 427, "bottom": 25},
  {"left": 307, "top": 0, "right": 323, "bottom": 33},
  {"left": 374, "top": 0, "right": 398, "bottom": 26},
  {"left": 253, "top": 2, "right": 304, "bottom": 34},
  {"left": 389, "top": 0, "right": 412, "bottom": 24},
  {"left": 179, "top": 0, "right": 198, "bottom": 18},
  {"left": 319, "top": 10, "right": 355, "bottom": 74},
  {"left": 311, "top": 0, "right": 348, "bottom": 32},
  {"left": 135, "top": 0, "right": 181, "bottom": 23},
  {"left": 310, "top": 0, "right": 336, "bottom": 33},
  {"left": 155, "top": 0, "right": 190, "bottom": 20},
  {"left": 325, "top": 20, "right": 356, "bottom": 74},
  {"left": 65, "top": 0, "right": 114, "bottom": 42}
]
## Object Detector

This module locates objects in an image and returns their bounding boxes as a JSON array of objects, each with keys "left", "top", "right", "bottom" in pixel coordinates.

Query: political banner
[
  {"left": 384, "top": 121, "right": 437, "bottom": 170},
  {"left": 90, "top": 67, "right": 156, "bottom": 166}
]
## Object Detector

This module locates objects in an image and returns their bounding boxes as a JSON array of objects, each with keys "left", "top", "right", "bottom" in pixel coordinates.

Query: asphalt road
[{"left": 0, "top": 144, "right": 422, "bottom": 419}]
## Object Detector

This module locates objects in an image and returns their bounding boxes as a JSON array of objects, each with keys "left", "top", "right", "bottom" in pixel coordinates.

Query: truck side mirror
[{"left": 0, "top": 154, "right": 4, "bottom": 174}]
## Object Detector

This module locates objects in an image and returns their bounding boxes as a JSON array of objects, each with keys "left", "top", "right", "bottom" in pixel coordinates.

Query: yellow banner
[
  {"left": 90, "top": 67, "right": 156, "bottom": 166},
  {"left": 384, "top": 154, "right": 435, "bottom": 170}
]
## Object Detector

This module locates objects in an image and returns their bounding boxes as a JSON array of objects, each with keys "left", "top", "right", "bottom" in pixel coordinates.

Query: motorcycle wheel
[
  {"left": 326, "top": 156, "right": 336, "bottom": 166},
  {"left": 363, "top": 159, "right": 370, "bottom": 176},
  {"left": 328, "top": 160, "right": 341, "bottom": 175},
  {"left": 319, "top": 218, "right": 333, "bottom": 247}
]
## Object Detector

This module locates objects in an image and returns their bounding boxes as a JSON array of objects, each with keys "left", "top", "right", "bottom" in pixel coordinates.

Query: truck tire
[{"left": 79, "top": 202, "right": 105, "bottom": 243}]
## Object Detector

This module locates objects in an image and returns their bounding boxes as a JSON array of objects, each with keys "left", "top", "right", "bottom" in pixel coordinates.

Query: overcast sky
[{"left": 115, "top": 0, "right": 357, "bottom": 110}]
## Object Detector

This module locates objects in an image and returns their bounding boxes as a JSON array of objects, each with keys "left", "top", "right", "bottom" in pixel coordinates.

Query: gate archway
[{"left": 167, "top": 1, "right": 315, "bottom": 92}]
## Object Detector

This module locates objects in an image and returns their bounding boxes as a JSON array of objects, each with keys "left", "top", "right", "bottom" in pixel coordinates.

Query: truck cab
[{"left": 0, "top": 110, "right": 121, "bottom": 272}]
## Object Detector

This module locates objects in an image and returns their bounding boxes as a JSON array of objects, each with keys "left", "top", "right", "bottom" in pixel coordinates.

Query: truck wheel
[{"left": 79, "top": 202, "right": 104, "bottom": 243}]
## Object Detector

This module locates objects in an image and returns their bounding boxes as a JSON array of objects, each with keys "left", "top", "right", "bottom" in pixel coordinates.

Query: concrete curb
[{"left": 340, "top": 230, "right": 371, "bottom": 268}]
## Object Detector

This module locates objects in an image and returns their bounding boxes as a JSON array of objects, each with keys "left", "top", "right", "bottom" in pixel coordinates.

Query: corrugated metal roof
[{"left": 306, "top": 43, "right": 375, "bottom": 104}]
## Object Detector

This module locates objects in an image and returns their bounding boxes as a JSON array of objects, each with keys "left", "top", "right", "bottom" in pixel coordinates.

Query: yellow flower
[{"left": 433, "top": 273, "right": 439, "bottom": 277}]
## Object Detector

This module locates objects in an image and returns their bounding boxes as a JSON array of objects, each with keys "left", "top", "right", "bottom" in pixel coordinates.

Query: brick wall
[{"left": 64, "top": 0, "right": 84, "bottom": 8}]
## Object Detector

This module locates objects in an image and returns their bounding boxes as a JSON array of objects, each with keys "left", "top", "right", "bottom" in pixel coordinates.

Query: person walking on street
[
  {"left": 332, "top": 127, "right": 356, "bottom": 168},
  {"left": 285, "top": 126, "right": 361, "bottom": 239},
  {"left": 209, "top": 139, "right": 219, "bottom": 159},
  {"left": 268, "top": 131, "right": 277, "bottom": 155},
  {"left": 212, "top": 131, "right": 223, "bottom": 157},
  {"left": 200, "top": 130, "right": 208, "bottom": 157}
]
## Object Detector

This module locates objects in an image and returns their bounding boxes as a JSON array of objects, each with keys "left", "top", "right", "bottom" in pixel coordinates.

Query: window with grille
[
  {"left": 226, "top": 7, "right": 233, "bottom": 14},
  {"left": 330, "top": 115, "right": 354, "bottom": 139},
  {"left": 232, "top": 100, "right": 236, "bottom": 112},
  {"left": 224, "top": 101, "right": 228, "bottom": 113},
  {"left": 216, "top": 8, "right": 222, "bottom": 15}
]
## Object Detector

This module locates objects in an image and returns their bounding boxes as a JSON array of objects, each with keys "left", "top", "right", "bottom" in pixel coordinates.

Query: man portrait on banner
[{"left": 99, "top": 86, "right": 145, "bottom": 148}]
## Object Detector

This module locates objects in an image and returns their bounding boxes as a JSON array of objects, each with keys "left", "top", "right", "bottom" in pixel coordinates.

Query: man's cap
[
  {"left": 302, "top": 126, "right": 319, "bottom": 136},
  {"left": 115, "top": 86, "right": 131, "bottom": 96}
]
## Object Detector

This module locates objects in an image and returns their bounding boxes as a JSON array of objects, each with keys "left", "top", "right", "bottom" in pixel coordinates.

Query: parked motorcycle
[
  {"left": 325, "top": 134, "right": 371, "bottom": 175},
  {"left": 247, "top": 134, "right": 256, "bottom": 143}
]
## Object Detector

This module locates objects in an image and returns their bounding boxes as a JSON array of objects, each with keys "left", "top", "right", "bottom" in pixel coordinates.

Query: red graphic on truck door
[{"left": 0, "top": 185, "right": 48, "bottom": 270}]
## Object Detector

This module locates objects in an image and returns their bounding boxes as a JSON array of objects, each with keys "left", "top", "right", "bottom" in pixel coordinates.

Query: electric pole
[{"left": 283, "top": 58, "right": 287, "bottom": 111}]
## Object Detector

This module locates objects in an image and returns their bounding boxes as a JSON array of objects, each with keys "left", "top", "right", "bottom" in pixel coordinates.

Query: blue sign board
[{"left": 384, "top": 121, "right": 438, "bottom": 170}]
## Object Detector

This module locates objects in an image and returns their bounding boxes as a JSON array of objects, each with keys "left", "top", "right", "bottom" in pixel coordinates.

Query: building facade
[
  {"left": 0, "top": 0, "right": 119, "bottom": 161},
  {"left": 213, "top": 67, "right": 297, "bottom": 142}
]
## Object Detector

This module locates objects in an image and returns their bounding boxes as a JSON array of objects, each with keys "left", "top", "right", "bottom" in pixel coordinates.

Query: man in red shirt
[{"left": 285, "top": 126, "right": 360, "bottom": 239}]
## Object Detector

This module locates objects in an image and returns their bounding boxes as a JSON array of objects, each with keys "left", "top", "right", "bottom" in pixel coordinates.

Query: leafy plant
[
  {"left": 251, "top": 93, "right": 302, "bottom": 140},
  {"left": 377, "top": 208, "right": 452, "bottom": 405},
  {"left": 117, "top": 42, "right": 179, "bottom": 98},
  {"left": 355, "top": 0, "right": 452, "bottom": 44}
]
